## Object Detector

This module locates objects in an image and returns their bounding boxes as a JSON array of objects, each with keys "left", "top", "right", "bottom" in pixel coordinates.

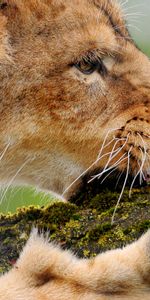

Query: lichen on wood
[{"left": 0, "top": 184, "right": 150, "bottom": 274}]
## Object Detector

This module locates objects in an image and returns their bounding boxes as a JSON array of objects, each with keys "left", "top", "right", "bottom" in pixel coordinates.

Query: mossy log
[{"left": 0, "top": 184, "right": 150, "bottom": 274}]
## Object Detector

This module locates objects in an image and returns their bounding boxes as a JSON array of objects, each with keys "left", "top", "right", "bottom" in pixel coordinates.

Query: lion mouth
[
  {"left": 144, "top": 170, "right": 150, "bottom": 182},
  {"left": 83, "top": 126, "right": 150, "bottom": 223},
  {"left": 63, "top": 125, "right": 150, "bottom": 218},
  {"left": 89, "top": 129, "right": 150, "bottom": 184}
]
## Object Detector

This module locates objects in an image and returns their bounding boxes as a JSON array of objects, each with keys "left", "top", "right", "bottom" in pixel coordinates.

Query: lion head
[{"left": 0, "top": 0, "right": 149, "bottom": 199}]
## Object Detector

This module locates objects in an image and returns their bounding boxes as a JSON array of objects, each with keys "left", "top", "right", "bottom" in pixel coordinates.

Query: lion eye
[
  {"left": 74, "top": 58, "right": 98, "bottom": 75},
  {"left": 74, "top": 58, "right": 106, "bottom": 75}
]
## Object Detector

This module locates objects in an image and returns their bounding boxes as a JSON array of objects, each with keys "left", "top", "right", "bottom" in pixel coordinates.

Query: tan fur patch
[
  {"left": 0, "top": 0, "right": 150, "bottom": 298},
  {"left": 0, "top": 230, "right": 150, "bottom": 299}
]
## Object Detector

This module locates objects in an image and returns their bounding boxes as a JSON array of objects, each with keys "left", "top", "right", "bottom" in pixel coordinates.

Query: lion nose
[
  {"left": 125, "top": 119, "right": 150, "bottom": 138},
  {"left": 117, "top": 113, "right": 150, "bottom": 158}
]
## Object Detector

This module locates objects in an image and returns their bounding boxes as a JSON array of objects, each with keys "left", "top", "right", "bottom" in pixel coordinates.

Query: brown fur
[
  {"left": 0, "top": 0, "right": 149, "bottom": 198},
  {"left": 0, "top": 229, "right": 150, "bottom": 299},
  {"left": 0, "top": 0, "right": 150, "bottom": 298}
]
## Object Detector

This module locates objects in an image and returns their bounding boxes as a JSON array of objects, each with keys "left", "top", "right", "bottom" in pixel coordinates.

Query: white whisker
[
  {"left": 129, "top": 150, "right": 146, "bottom": 198},
  {"left": 124, "top": 12, "right": 146, "bottom": 17},
  {"left": 110, "top": 152, "right": 128, "bottom": 170},
  {"left": 140, "top": 152, "right": 145, "bottom": 185},
  {"left": 137, "top": 133, "right": 147, "bottom": 185},
  {"left": 127, "top": 24, "right": 142, "bottom": 33},
  {"left": 62, "top": 149, "right": 116, "bottom": 197},
  {"left": 111, "top": 147, "right": 132, "bottom": 225},
  {"left": 101, "top": 137, "right": 117, "bottom": 152},
  {"left": 122, "top": 4, "right": 144, "bottom": 12},
  {"left": 89, "top": 134, "right": 129, "bottom": 182},
  {"left": 62, "top": 128, "right": 120, "bottom": 197},
  {"left": 0, "top": 143, "right": 10, "bottom": 161},
  {"left": 97, "top": 128, "right": 120, "bottom": 159},
  {"left": 115, "top": 170, "right": 124, "bottom": 188},
  {"left": 99, "top": 136, "right": 129, "bottom": 176},
  {"left": 137, "top": 160, "right": 146, "bottom": 182},
  {"left": 116, "top": 35, "right": 133, "bottom": 42},
  {"left": 89, "top": 152, "right": 128, "bottom": 183},
  {"left": 114, "top": 23, "right": 141, "bottom": 33},
  {"left": 0, "top": 158, "right": 32, "bottom": 204},
  {"left": 100, "top": 166, "right": 118, "bottom": 184},
  {"left": 119, "top": 0, "right": 129, "bottom": 8}
]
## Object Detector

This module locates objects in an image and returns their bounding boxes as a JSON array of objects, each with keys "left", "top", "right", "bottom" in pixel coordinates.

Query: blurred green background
[
  {"left": 123, "top": 0, "right": 150, "bottom": 56},
  {"left": 0, "top": 0, "right": 150, "bottom": 213}
]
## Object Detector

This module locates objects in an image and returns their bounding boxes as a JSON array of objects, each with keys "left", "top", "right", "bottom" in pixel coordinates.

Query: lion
[
  {"left": 0, "top": 229, "right": 150, "bottom": 300},
  {"left": 0, "top": 0, "right": 150, "bottom": 299},
  {"left": 0, "top": 0, "right": 149, "bottom": 199}
]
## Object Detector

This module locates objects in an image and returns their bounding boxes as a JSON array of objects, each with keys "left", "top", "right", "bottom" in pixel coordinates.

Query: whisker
[
  {"left": 111, "top": 147, "right": 132, "bottom": 225},
  {"left": 137, "top": 160, "right": 146, "bottom": 183},
  {"left": 116, "top": 36, "right": 133, "bottom": 43},
  {"left": 97, "top": 127, "right": 120, "bottom": 159},
  {"left": 126, "top": 24, "right": 142, "bottom": 33},
  {"left": 62, "top": 128, "right": 120, "bottom": 197},
  {"left": 122, "top": 4, "right": 145, "bottom": 12},
  {"left": 137, "top": 133, "right": 147, "bottom": 185},
  {"left": 90, "top": 135, "right": 129, "bottom": 182},
  {"left": 114, "top": 24, "right": 141, "bottom": 33},
  {"left": 101, "top": 152, "right": 128, "bottom": 176},
  {"left": 124, "top": 12, "right": 146, "bottom": 17},
  {"left": 100, "top": 166, "right": 118, "bottom": 184},
  {"left": 115, "top": 170, "right": 124, "bottom": 189},
  {"left": 0, "top": 158, "right": 32, "bottom": 204},
  {"left": 129, "top": 145, "right": 146, "bottom": 198},
  {"left": 62, "top": 148, "right": 117, "bottom": 197},
  {"left": 100, "top": 136, "right": 117, "bottom": 152},
  {"left": 89, "top": 152, "right": 128, "bottom": 183},
  {"left": 119, "top": 0, "right": 129, "bottom": 8},
  {"left": 129, "top": 170, "right": 139, "bottom": 198},
  {"left": 99, "top": 136, "right": 129, "bottom": 176},
  {"left": 0, "top": 142, "right": 10, "bottom": 161},
  {"left": 139, "top": 152, "right": 145, "bottom": 185}
]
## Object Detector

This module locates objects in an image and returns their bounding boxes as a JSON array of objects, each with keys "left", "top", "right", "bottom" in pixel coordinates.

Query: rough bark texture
[{"left": 0, "top": 183, "right": 150, "bottom": 274}]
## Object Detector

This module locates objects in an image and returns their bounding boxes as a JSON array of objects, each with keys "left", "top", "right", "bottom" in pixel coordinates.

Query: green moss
[
  {"left": 87, "top": 222, "right": 112, "bottom": 241},
  {"left": 0, "top": 186, "right": 150, "bottom": 273}
]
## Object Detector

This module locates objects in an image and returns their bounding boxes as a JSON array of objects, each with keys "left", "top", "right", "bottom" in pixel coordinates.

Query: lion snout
[{"left": 115, "top": 115, "right": 150, "bottom": 177}]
